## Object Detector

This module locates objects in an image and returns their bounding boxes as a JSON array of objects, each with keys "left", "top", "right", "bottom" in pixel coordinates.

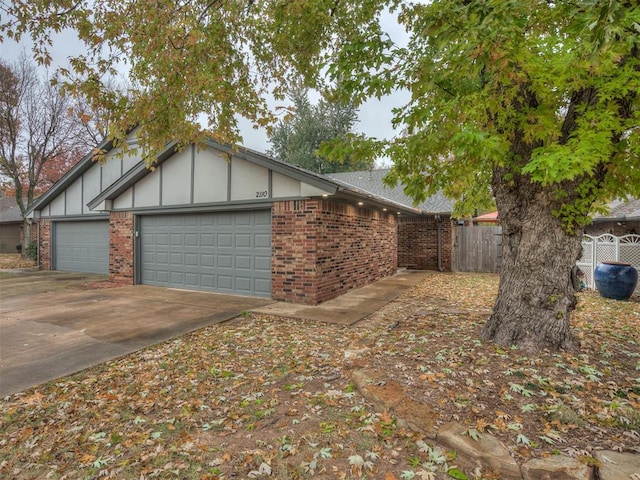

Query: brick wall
[
  {"left": 315, "top": 201, "right": 397, "bottom": 301},
  {"left": 109, "top": 211, "right": 134, "bottom": 284},
  {"left": 38, "top": 219, "right": 51, "bottom": 270},
  {"left": 398, "top": 216, "right": 453, "bottom": 271},
  {"left": 272, "top": 199, "right": 397, "bottom": 305}
]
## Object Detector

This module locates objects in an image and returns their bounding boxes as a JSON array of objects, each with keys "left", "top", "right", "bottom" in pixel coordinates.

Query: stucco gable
[
  {"left": 88, "top": 140, "right": 340, "bottom": 211},
  {"left": 25, "top": 131, "right": 144, "bottom": 218}
]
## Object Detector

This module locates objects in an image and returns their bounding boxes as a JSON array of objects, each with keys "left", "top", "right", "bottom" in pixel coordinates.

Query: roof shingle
[
  {"left": 326, "top": 169, "right": 454, "bottom": 214},
  {"left": 0, "top": 197, "right": 24, "bottom": 223}
]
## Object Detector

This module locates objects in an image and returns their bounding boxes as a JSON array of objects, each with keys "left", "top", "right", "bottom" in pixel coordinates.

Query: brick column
[
  {"left": 109, "top": 211, "right": 135, "bottom": 284},
  {"left": 271, "top": 200, "right": 320, "bottom": 304}
]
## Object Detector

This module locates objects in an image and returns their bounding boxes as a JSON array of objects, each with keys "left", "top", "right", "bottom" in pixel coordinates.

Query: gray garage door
[
  {"left": 54, "top": 220, "right": 109, "bottom": 274},
  {"left": 140, "top": 211, "right": 271, "bottom": 297}
]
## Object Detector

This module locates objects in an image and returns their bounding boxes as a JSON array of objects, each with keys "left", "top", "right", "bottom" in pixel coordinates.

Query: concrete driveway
[{"left": 0, "top": 271, "right": 273, "bottom": 397}]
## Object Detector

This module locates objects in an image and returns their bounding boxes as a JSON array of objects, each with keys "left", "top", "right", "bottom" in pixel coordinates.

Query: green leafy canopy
[{"left": 2, "top": 0, "right": 638, "bottom": 224}]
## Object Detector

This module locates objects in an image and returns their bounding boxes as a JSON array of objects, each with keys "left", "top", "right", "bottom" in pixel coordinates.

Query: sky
[{"left": 0, "top": 10, "right": 410, "bottom": 159}]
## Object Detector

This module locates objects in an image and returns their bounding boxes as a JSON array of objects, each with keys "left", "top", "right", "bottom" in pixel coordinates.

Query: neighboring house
[
  {"left": 472, "top": 211, "right": 499, "bottom": 225},
  {"left": 0, "top": 196, "right": 23, "bottom": 253},
  {"left": 584, "top": 198, "right": 640, "bottom": 236},
  {"left": 26, "top": 136, "right": 454, "bottom": 305},
  {"left": 465, "top": 200, "right": 640, "bottom": 234}
]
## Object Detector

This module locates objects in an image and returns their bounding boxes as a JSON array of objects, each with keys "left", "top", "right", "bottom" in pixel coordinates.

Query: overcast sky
[{"left": 0, "top": 10, "right": 409, "bottom": 159}]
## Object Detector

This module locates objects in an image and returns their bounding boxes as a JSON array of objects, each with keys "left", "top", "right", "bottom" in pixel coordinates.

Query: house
[
  {"left": 0, "top": 196, "right": 23, "bottom": 253},
  {"left": 26, "top": 136, "right": 454, "bottom": 305},
  {"left": 584, "top": 199, "right": 640, "bottom": 236}
]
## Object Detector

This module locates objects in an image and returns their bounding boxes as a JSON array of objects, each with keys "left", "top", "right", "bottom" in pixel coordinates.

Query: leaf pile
[
  {"left": 1, "top": 272, "right": 638, "bottom": 479},
  {"left": 0, "top": 254, "right": 36, "bottom": 270}
]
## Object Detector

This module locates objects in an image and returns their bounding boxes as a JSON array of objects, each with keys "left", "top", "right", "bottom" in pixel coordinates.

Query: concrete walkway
[{"left": 252, "top": 269, "right": 432, "bottom": 325}]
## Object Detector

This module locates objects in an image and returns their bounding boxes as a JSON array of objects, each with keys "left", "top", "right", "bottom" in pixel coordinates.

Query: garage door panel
[
  {"left": 184, "top": 216, "right": 199, "bottom": 227},
  {"left": 215, "top": 254, "right": 230, "bottom": 268},
  {"left": 156, "top": 271, "right": 169, "bottom": 283},
  {"left": 255, "top": 278, "right": 270, "bottom": 293},
  {"left": 218, "top": 276, "right": 233, "bottom": 290},
  {"left": 202, "top": 234, "right": 215, "bottom": 246},
  {"left": 185, "top": 273, "right": 199, "bottom": 286},
  {"left": 255, "top": 233, "right": 270, "bottom": 248},
  {"left": 201, "top": 254, "right": 215, "bottom": 267},
  {"left": 255, "top": 256, "right": 271, "bottom": 272},
  {"left": 236, "top": 234, "right": 251, "bottom": 248},
  {"left": 218, "top": 233, "right": 232, "bottom": 247},
  {"left": 236, "top": 256, "right": 251, "bottom": 270},
  {"left": 141, "top": 211, "right": 271, "bottom": 297},
  {"left": 55, "top": 221, "right": 109, "bottom": 274},
  {"left": 217, "top": 214, "right": 233, "bottom": 226},
  {"left": 185, "top": 233, "right": 198, "bottom": 246},
  {"left": 235, "top": 277, "right": 252, "bottom": 293}
]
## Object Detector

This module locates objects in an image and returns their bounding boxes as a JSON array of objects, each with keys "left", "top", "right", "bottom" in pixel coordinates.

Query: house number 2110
[{"left": 255, "top": 191, "right": 268, "bottom": 198}]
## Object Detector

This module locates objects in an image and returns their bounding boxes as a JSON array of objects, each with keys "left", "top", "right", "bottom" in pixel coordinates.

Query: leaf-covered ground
[
  {"left": 0, "top": 254, "right": 36, "bottom": 270},
  {"left": 1, "top": 273, "right": 639, "bottom": 479}
]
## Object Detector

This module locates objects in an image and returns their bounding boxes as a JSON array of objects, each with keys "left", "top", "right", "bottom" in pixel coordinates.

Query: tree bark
[
  {"left": 481, "top": 171, "right": 583, "bottom": 352},
  {"left": 22, "top": 218, "right": 33, "bottom": 258}
]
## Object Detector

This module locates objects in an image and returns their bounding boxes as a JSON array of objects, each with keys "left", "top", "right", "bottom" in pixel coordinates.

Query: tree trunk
[
  {"left": 482, "top": 175, "right": 583, "bottom": 352},
  {"left": 22, "top": 218, "right": 33, "bottom": 259}
]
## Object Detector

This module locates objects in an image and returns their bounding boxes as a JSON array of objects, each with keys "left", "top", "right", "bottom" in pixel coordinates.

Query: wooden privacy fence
[
  {"left": 453, "top": 225, "right": 502, "bottom": 273},
  {"left": 453, "top": 230, "right": 640, "bottom": 294}
]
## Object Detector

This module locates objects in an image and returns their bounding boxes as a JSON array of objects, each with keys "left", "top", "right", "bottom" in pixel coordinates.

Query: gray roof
[
  {"left": 593, "top": 198, "right": 640, "bottom": 222},
  {"left": 327, "top": 169, "right": 454, "bottom": 214},
  {"left": 0, "top": 197, "right": 24, "bottom": 223}
]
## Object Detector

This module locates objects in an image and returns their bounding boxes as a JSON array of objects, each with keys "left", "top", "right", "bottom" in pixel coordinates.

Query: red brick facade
[
  {"left": 38, "top": 219, "right": 51, "bottom": 270},
  {"left": 109, "top": 211, "right": 135, "bottom": 284},
  {"left": 272, "top": 199, "right": 397, "bottom": 305},
  {"left": 398, "top": 216, "right": 453, "bottom": 271}
]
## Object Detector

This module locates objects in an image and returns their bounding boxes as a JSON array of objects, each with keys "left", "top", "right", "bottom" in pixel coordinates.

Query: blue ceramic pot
[{"left": 594, "top": 262, "right": 638, "bottom": 300}]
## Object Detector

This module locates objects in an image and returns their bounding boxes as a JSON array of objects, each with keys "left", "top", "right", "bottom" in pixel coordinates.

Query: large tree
[
  {"left": 0, "top": 54, "right": 112, "bottom": 247},
  {"left": 268, "top": 84, "right": 372, "bottom": 173},
  {"left": 3, "top": 0, "right": 638, "bottom": 350},
  {"left": 0, "top": 56, "right": 86, "bottom": 247}
]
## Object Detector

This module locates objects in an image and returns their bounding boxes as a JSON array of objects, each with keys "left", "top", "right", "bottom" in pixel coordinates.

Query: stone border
[{"left": 351, "top": 368, "right": 639, "bottom": 480}]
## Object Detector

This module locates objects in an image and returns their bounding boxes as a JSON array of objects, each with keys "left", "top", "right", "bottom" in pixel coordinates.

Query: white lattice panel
[
  {"left": 577, "top": 236, "right": 594, "bottom": 289},
  {"left": 619, "top": 235, "right": 640, "bottom": 269},
  {"left": 579, "top": 234, "right": 640, "bottom": 294}
]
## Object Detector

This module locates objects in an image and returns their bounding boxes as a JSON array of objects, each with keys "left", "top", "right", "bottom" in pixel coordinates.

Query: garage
[
  {"left": 54, "top": 220, "right": 110, "bottom": 274},
  {"left": 140, "top": 210, "right": 272, "bottom": 297},
  {"left": 28, "top": 138, "right": 420, "bottom": 305}
]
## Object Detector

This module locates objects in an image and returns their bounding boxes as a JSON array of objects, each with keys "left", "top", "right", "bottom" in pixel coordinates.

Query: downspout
[{"left": 435, "top": 214, "right": 444, "bottom": 272}]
